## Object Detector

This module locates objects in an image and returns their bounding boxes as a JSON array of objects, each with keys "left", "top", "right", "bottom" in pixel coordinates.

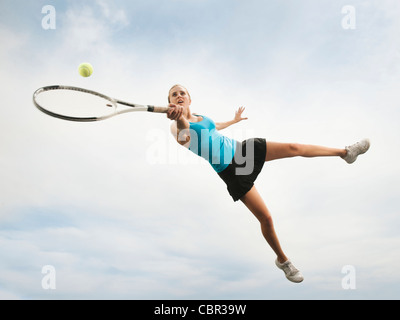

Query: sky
[{"left": 0, "top": 0, "right": 399, "bottom": 300}]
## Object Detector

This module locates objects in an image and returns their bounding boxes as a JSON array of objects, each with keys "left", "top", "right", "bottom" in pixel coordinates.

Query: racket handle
[{"left": 149, "top": 106, "right": 169, "bottom": 113}]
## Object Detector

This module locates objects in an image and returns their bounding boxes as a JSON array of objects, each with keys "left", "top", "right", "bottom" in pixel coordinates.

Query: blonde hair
[{"left": 168, "top": 84, "right": 191, "bottom": 103}]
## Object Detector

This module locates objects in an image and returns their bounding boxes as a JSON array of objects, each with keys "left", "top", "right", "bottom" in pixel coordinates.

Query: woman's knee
[{"left": 260, "top": 214, "right": 274, "bottom": 228}]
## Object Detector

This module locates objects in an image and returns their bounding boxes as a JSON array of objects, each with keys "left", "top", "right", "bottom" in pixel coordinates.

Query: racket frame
[{"left": 33, "top": 85, "right": 168, "bottom": 122}]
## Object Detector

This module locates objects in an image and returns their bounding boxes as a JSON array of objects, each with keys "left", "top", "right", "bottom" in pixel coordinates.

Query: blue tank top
[{"left": 189, "top": 115, "right": 236, "bottom": 173}]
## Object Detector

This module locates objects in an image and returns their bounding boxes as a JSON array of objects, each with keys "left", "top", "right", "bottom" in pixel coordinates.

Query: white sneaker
[
  {"left": 342, "top": 138, "right": 370, "bottom": 164},
  {"left": 275, "top": 259, "right": 304, "bottom": 283}
]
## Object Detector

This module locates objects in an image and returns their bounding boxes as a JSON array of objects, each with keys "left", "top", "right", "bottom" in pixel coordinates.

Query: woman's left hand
[{"left": 234, "top": 106, "right": 248, "bottom": 123}]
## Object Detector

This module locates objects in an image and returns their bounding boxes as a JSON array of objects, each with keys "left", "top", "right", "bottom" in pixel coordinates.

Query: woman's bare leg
[
  {"left": 241, "top": 185, "right": 304, "bottom": 282},
  {"left": 265, "top": 142, "right": 347, "bottom": 162},
  {"left": 240, "top": 186, "right": 288, "bottom": 263}
]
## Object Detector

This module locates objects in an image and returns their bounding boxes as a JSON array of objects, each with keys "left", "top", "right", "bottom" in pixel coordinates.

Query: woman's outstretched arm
[
  {"left": 168, "top": 103, "right": 191, "bottom": 147},
  {"left": 216, "top": 106, "right": 248, "bottom": 130}
]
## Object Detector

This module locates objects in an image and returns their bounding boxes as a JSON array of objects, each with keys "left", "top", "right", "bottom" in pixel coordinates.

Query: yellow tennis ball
[{"left": 78, "top": 63, "right": 93, "bottom": 77}]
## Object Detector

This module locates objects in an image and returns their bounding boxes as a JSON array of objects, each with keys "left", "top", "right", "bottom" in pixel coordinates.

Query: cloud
[{"left": 96, "top": 0, "right": 129, "bottom": 27}]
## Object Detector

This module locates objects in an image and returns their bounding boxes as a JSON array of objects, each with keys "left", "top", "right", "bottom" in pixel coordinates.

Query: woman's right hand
[{"left": 167, "top": 103, "right": 184, "bottom": 121}]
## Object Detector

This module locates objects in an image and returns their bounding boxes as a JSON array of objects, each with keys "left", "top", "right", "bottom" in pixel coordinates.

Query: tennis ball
[{"left": 78, "top": 63, "right": 93, "bottom": 77}]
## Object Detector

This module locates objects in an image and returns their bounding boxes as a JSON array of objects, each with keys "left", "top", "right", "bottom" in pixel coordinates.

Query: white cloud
[
  {"left": 61, "top": 6, "right": 112, "bottom": 54},
  {"left": 96, "top": 0, "right": 129, "bottom": 27}
]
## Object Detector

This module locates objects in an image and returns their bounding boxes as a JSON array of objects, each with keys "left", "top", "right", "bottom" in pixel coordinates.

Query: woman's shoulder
[{"left": 190, "top": 114, "right": 205, "bottom": 123}]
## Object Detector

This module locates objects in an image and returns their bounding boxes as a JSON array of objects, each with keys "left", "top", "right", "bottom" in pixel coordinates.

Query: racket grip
[{"left": 150, "top": 106, "right": 169, "bottom": 113}]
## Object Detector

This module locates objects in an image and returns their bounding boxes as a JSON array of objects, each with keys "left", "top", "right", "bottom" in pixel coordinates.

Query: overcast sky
[{"left": 0, "top": 0, "right": 399, "bottom": 299}]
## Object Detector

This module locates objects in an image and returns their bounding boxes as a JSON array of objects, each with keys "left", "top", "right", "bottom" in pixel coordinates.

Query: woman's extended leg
[
  {"left": 240, "top": 186, "right": 287, "bottom": 263},
  {"left": 240, "top": 186, "right": 303, "bottom": 282},
  {"left": 265, "top": 142, "right": 347, "bottom": 162}
]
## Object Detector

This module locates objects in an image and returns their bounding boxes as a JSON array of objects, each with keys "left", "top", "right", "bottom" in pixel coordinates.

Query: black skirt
[{"left": 217, "top": 138, "right": 267, "bottom": 201}]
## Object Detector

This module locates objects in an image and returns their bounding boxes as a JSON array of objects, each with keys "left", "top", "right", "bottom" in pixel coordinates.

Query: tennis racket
[{"left": 33, "top": 85, "right": 169, "bottom": 122}]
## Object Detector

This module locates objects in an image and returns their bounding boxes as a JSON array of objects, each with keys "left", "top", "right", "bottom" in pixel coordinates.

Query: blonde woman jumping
[{"left": 166, "top": 84, "right": 370, "bottom": 283}]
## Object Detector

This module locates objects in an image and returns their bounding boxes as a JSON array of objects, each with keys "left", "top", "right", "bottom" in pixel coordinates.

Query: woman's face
[{"left": 168, "top": 85, "right": 191, "bottom": 108}]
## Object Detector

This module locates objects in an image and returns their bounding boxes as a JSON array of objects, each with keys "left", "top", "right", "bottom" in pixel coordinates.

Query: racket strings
[{"left": 35, "top": 89, "right": 117, "bottom": 119}]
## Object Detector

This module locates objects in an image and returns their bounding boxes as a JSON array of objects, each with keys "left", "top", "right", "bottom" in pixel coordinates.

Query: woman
[{"left": 166, "top": 84, "right": 370, "bottom": 283}]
